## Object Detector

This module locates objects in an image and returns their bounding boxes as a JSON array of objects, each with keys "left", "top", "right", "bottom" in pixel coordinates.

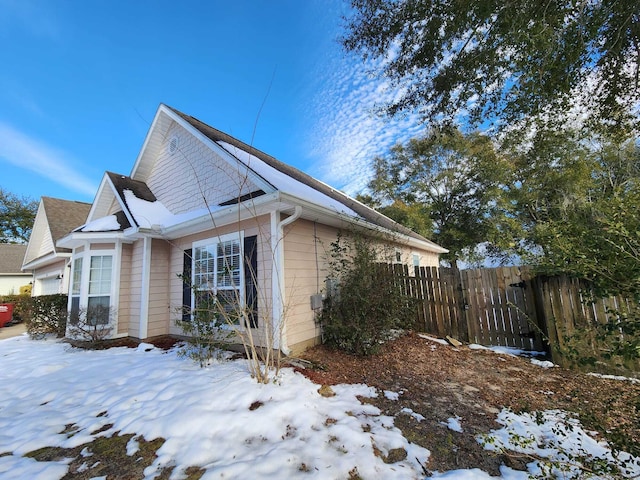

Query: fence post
[{"left": 450, "top": 266, "right": 469, "bottom": 343}]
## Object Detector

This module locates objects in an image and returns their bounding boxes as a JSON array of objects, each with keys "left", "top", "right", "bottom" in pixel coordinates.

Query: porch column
[{"left": 139, "top": 236, "right": 152, "bottom": 339}]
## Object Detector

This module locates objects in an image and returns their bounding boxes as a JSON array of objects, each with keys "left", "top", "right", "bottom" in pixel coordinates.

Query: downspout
[
  {"left": 272, "top": 206, "right": 302, "bottom": 355},
  {"left": 139, "top": 236, "right": 152, "bottom": 339}
]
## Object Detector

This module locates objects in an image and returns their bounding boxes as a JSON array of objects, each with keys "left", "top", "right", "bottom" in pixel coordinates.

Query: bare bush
[{"left": 67, "top": 304, "right": 115, "bottom": 345}]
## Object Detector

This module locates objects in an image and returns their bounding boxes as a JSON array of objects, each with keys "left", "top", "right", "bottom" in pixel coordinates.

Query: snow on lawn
[
  {"left": 0, "top": 335, "right": 637, "bottom": 480},
  {"left": 0, "top": 336, "right": 428, "bottom": 479},
  {"left": 468, "top": 344, "right": 555, "bottom": 369},
  {"left": 480, "top": 410, "right": 640, "bottom": 479}
]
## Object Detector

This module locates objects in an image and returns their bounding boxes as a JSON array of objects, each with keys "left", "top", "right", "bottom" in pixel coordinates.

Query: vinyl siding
[
  {"left": 117, "top": 243, "right": 132, "bottom": 335},
  {"left": 23, "top": 202, "right": 52, "bottom": 265},
  {"left": 167, "top": 215, "right": 273, "bottom": 347},
  {"left": 127, "top": 240, "right": 144, "bottom": 339},
  {"left": 146, "top": 122, "right": 261, "bottom": 214},
  {"left": 282, "top": 220, "right": 335, "bottom": 352},
  {"left": 147, "top": 239, "right": 170, "bottom": 338},
  {"left": 32, "top": 261, "right": 67, "bottom": 296},
  {"left": 283, "top": 219, "right": 442, "bottom": 353}
]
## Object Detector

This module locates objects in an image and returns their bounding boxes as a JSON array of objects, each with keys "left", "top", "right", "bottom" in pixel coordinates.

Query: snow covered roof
[
  {"left": 167, "top": 106, "right": 441, "bottom": 247},
  {"left": 69, "top": 104, "right": 446, "bottom": 253}
]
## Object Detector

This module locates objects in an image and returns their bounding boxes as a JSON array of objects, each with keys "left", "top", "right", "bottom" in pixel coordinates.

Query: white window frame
[
  {"left": 412, "top": 253, "right": 421, "bottom": 268},
  {"left": 68, "top": 245, "right": 119, "bottom": 331},
  {"left": 191, "top": 232, "right": 245, "bottom": 326},
  {"left": 87, "top": 255, "right": 113, "bottom": 325}
]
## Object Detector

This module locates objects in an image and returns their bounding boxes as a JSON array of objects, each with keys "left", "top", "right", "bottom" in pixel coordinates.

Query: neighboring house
[
  {"left": 22, "top": 197, "right": 92, "bottom": 296},
  {"left": 57, "top": 104, "right": 447, "bottom": 354},
  {"left": 0, "top": 244, "right": 31, "bottom": 295}
]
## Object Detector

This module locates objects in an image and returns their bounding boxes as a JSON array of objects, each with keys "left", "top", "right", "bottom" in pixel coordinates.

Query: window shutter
[
  {"left": 244, "top": 236, "right": 258, "bottom": 328},
  {"left": 182, "top": 249, "right": 192, "bottom": 322}
]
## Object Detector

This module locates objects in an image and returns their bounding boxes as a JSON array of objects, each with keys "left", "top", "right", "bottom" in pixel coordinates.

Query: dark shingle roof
[
  {"left": 106, "top": 172, "right": 155, "bottom": 229},
  {"left": 42, "top": 197, "right": 92, "bottom": 250},
  {"left": 0, "top": 244, "right": 28, "bottom": 273},
  {"left": 107, "top": 172, "right": 157, "bottom": 204},
  {"left": 167, "top": 106, "right": 438, "bottom": 246}
]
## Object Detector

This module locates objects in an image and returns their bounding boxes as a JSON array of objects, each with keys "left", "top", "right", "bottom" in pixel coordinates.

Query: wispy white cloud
[
  {"left": 0, "top": 123, "right": 98, "bottom": 197},
  {"left": 307, "top": 54, "right": 424, "bottom": 197}
]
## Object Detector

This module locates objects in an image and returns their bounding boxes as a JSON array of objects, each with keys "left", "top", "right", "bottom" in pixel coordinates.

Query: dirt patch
[
  {"left": 297, "top": 331, "right": 640, "bottom": 475},
  {"left": 25, "top": 432, "right": 173, "bottom": 480},
  {"left": 66, "top": 335, "right": 182, "bottom": 351}
]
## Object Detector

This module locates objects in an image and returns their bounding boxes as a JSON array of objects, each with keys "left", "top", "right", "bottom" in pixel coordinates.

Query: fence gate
[
  {"left": 411, "top": 266, "right": 467, "bottom": 341},
  {"left": 408, "top": 266, "right": 545, "bottom": 351},
  {"left": 460, "top": 267, "right": 544, "bottom": 351}
]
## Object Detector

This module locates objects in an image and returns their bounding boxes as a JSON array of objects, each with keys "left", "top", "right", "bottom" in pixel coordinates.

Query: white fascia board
[
  {"left": 86, "top": 174, "right": 112, "bottom": 223},
  {"left": 57, "top": 231, "right": 134, "bottom": 250},
  {"left": 104, "top": 174, "right": 137, "bottom": 228},
  {"left": 278, "top": 192, "right": 449, "bottom": 254},
  {"left": 86, "top": 174, "right": 135, "bottom": 229},
  {"left": 130, "top": 104, "right": 172, "bottom": 180},
  {"left": 21, "top": 251, "right": 70, "bottom": 272}
]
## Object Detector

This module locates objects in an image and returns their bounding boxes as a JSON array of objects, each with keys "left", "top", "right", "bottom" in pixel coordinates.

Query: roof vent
[{"left": 169, "top": 136, "right": 179, "bottom": 155}]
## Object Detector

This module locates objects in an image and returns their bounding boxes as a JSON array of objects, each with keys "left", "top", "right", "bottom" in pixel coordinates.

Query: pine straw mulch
[{"left": 296, "top": 331, "right": 640, "bottom": 476}]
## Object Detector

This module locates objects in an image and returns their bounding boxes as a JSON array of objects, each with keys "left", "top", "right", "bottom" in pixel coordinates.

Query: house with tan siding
[
  {"left": 22, "top": 197, "right": 92, "bottom": 296},
  {"left": 57, "top": 104, "right": 447, "bottom": 354}
]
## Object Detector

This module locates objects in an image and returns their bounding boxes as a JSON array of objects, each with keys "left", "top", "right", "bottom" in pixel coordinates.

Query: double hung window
[
  {"left": 193, "top": 234, "right": 244, "bottom": 324},
  {"left": 87, "top": 255, "right": 112, "bottom": 325},
  {"left": 69, "top": 249, "right": 114, "bottom": 326},
  {"left": 70, "top": 257, "right": 83, "bottom": 323}
]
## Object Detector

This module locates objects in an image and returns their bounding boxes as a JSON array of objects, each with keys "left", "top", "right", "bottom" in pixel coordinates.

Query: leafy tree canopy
[
  {"left": 508, "top": 134, "right": 640, "bottom": 299},
  {"left": 364, "top": 128, "right": 511, "bottom": 265},
  {"left": 342, "top": 0, "right": 640, "bottom": 134},
  {"left": 0, "top": 188, "right": 38, "bottom": 244}
]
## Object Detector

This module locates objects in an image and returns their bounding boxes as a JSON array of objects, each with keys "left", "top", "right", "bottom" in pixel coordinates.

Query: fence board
[{"left": 386, "top": 264, "right": 637, "bottom": 376}]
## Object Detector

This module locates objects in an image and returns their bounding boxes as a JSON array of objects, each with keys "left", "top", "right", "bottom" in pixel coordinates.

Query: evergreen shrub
[{"left": 316, "top": 232, "right": 414, "bottom": 355}]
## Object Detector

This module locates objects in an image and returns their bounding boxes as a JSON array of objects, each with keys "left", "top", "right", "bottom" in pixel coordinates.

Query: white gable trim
[
  {"left": 23, "top": 200, "right": 53, "bottom": 267},
  {"left": 86, "top": 174, "right": 136, "bottom": 229},
  {"left": 105, "top": 174, "right": 137, "bottom": 228},
  {"left": 87, "top": 175, "right": 117, "bottom": 222},
  {"left": 129, "top": 105, "right": 174, "bottom": 182}
]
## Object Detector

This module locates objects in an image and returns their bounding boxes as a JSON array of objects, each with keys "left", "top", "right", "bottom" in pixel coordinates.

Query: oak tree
[
  {"left": 0, "top": 188, "right": 38, "bottom": 243},
  {"left": 342, "top": 0, "right": 640, "bottom": 134},
  {"left": 364, "top": 128, "right": 510, "bottom": 265}
]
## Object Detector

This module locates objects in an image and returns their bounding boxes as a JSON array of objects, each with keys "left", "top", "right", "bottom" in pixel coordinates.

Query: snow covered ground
[{"left": 0, "top": 334, "right": 637, "bottom": 479}]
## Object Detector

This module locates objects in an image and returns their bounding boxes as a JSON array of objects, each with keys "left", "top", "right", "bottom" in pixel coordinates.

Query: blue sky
[{"left": 0, "top": 0, "right": 424, "bottom": 204}]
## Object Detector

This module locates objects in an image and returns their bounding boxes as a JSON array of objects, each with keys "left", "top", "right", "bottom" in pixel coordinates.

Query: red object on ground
[{"left": 0, "top": 304, "right": 13, "bottom": 327}]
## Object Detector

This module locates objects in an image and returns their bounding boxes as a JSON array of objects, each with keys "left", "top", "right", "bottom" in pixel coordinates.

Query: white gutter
[
  {"left": 278, "top": 192, "right": 449, "bottom": 254},
  {"left": 21, "top": 251, "right": 69, "bottom": 272},
  {"left": 271, "top": 206, "right": 302, "bottom": 355}
]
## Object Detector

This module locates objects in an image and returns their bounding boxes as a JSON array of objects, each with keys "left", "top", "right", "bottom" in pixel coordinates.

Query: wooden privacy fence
[
  {"left": 530, "top": 275, "right": 639, "bottom": 372},
  {"left": 396, "top": 265, "right": 544, "bottom": 351},
  {"left": 389, "top": 265, "right": 639, "bottom": 374}
]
